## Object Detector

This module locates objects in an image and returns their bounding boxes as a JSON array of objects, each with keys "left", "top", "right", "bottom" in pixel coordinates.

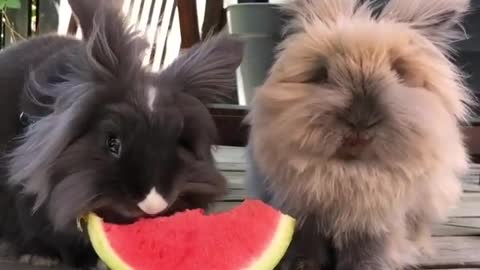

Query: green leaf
[{"left": 1, "top": 0, "right": 21, "bottom": 9}]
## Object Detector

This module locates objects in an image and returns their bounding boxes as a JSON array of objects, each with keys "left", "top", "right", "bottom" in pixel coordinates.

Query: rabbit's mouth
[
  {"left": 91, "top": 194, "right": 177, "bottom": 225},
  {"left": 335, "top": 133, "right": 373, "bottom": 160},
  {"left": 93, "top": 205, "right": 146, "bottom": 225},
  {"left": 343, "top": 133, "right": 372, "bottom": 147}
]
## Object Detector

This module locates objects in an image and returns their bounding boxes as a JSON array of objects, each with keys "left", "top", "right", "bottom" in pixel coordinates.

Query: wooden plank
[
  {"left": 210, "top": 201, "right": 239, "bottom": 213},
  {"left": 464, "top": 183, "right": 480, "bottom": 193},
  {"left": 201, "top": 0, "right": 226, "bottom": 39},
  {"left": 433, "top": 218, "right": 480, "bottom": 236},
  {"left": 419, "top": 236, "right": 480, "bottom": 268},
  {"left": 222, "top": 188, "right": 247, "bottom": 201},
  {"left": 447, "top": 217, "right": 480, "bottom": 228},
  {"left": 217, "top": 161, "right": 246, "bottom": 172},
  {"left": 213, "top": 146, "right": 246, "bottom": 171},
  {"left": 177, "top": 0, "right": 200, "bottom": 49},
  {"left": 433, "top": 224, "right": 480, "bottom": 237},
  {"left": 221, "top": 170, "right": 246, "bottom": 189},
  {"left": 451, "top": 194, "right": 480, "bottom": 218}
]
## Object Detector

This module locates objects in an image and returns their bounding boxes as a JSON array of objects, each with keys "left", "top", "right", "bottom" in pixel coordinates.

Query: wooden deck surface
[{"left": 1, "top": 146, "right": 479, "bottom": 269}]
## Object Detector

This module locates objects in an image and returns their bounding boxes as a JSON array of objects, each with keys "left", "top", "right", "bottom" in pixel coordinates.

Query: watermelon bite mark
[{"left": 87, "top": 200, "right": 295, "bottom": 270}]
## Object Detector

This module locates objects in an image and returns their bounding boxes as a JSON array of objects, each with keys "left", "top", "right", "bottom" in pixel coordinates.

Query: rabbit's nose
[
  {"left": 137, "top": 187, "right": 169, "bottom": 215},
  {"left": 340, "top": 93, "right": 384, "bottom": 131}
]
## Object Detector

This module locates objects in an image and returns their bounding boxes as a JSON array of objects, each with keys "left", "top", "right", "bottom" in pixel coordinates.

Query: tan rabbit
[{"left": 246, "top": 0, "right": 473, "bottom": 269}]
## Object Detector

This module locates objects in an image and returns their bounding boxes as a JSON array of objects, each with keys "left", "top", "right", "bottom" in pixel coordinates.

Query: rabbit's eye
[
  {"left": 308, "top": 66, "right": 328, "bottom": 84},
  {"left": 392, "top": 58, "right": 425, "bottom": 88},
  {"left": 392, "top": 60, "right": 408, "bottom": 81},
  {"left": 106, "top": 135, "right": 122, "bottom": 158}
]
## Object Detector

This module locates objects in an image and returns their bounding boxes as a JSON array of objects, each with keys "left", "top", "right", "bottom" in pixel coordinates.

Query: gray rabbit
[{"left": 0, "top": 0, "right": 243, "bottom": 268}]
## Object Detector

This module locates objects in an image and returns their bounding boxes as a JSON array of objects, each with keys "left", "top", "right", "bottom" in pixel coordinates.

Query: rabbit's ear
[
  {"left": 158, "top": 33, "right": 244, "bottom": 104},
  {"left": 69, "top": 0, "right": 148, "bottom": 83},
  {"left": 379, "top": 0, "right": 470, "bottom": 47}
]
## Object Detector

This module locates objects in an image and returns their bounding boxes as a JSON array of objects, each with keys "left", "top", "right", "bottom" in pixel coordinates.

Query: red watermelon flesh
[{"left": 87, "top": 199, "right": 295, "bottom": 270}]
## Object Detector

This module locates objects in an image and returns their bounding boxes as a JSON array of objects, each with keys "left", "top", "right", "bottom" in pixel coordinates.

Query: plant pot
[{"left": 225, "top": 3, "right": 288, "bottom": 105}]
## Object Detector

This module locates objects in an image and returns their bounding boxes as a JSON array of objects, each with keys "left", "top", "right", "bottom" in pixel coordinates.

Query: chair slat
[
  {"left": 129, "top": 0, "right": 143, "bottom": 26},
  {"left": 137, "top": 0, "right": 154, "bottom": 32},
  {"left": 75, "top": 27, "right": 82, "bottom": 39},
  {"left": 122, "top": 0, "right": 133, "bottom": 15},
  {"left": 162, "top": 6, "right": 181, "bottom": 69},
  {"left": 151, "top": 0, "right": 175, "bottom": 71},
  {"left": 57, "top": 0, "right": 185, "bottom": 71},
  {"left": 143, "top": 0, "right": 165, "bottom": 66},
  {"left": 56, "top": 0, "right": 73, "bottom": 35}
]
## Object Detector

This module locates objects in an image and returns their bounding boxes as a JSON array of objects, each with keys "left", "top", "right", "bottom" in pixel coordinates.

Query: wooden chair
[
  {"left": 58, "top": 0, "right": 179, "bottom": 71},
  {"left": 57, "top": 0, "right": 227, "bottom": 71}
]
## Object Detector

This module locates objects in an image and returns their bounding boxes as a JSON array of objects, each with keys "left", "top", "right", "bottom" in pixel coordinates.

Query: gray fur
[
  {"left": 0, "top": 0, "right": 243, "bottom": 268},
  {"left": 335, "top": 233, "right": 390, "bottom": 270},
  {"left": 159, "top": 32, "right": 244, "bottom": 103},
  {"left": 8, "top": 88, "right": 98, "bottom": 210}
]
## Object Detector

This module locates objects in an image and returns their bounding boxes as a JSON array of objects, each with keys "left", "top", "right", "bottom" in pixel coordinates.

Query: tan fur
[{"left": 247, "top": 0, "right": 472, "bottom": 268}]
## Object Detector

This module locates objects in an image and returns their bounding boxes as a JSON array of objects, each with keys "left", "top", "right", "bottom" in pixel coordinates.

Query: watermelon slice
[{"left": 85, "top": 200, "right": 295, "bottom": 270}]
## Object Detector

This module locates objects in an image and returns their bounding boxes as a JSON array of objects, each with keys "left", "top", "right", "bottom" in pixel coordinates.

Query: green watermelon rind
[
  {"left": 88, "top": 213, "right": 133, "bottom": 270},
  {"left": 244, "top": 214, "right": 295, "bottom": 270},
  {"left": 87, "top": 205, "right": 296, "bottom": 270}
]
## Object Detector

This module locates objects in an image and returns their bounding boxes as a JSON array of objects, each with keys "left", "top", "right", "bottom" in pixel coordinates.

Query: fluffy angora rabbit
[
  {"left": 0, "top": 0, "right": 243, "bottom": 268},
  {"left": 246, "top": 0, "right": 473, "bottom": 269}
]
